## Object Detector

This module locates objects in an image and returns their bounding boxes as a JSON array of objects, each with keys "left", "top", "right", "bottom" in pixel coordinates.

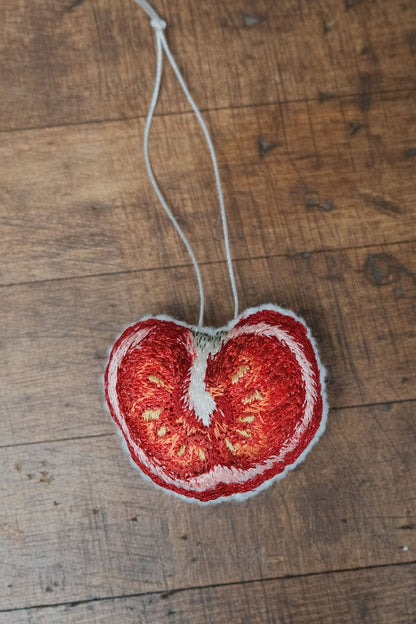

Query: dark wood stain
[
  {"left": 64, "top": 0, "right": 86, "bottom": 13},
  {"left": 323, "top": 19, "right": 336, "bottom": 34},
  {"left": 406, "top": 30, "right": 416, "bottom": 54},
  {"left": 257, "top": 135, "right": 278, "bottom": 157},
  {"left": 305, "top": 196, "right": 335, "bottom": 212},
  {"left": 319, "top": 91, "right": 335, "bottom": 102},
  {"left": 242, "top": 14, "right": 265, "bottom": 28},
  {"left": 362, "top": 253, "right": 415, "bottom": 287},
  {"left": 345, "top": 0, "right": 365, "bottom": 8},
  {"left": 371, "top": 198, "right": 402, "bottom": 216},
  {"left": 349, "top": 121, "right": 363, "bottom": 137}
]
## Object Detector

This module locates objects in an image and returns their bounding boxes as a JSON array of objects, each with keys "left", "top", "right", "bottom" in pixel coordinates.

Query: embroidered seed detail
[{"left": 105, "top": 304, "right": 327, "bottom": 503}]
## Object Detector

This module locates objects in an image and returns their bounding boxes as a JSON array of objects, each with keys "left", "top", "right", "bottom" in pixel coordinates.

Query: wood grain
[
  {"left": 0, "top": 242, "right": 415, "bottom": 447},
  {"left": 1, "top": 1, "right": 416, "bottom": 621},
  {"left": 1, "top": 93, "right": 416, "bottom": 286},
  {"left": 1, "top": 0, "right": 416, "bottom": 132},
  {"left": 1, "top": 564, "right": 415, "bottom": 623},
  {"left": 0, "top": 401, "right": 415, "bottom": 610}
]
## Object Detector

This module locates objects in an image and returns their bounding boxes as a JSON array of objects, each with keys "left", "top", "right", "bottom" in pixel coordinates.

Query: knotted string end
[{"left": 150, "top": 17, "right": 166, "bottom": 31}]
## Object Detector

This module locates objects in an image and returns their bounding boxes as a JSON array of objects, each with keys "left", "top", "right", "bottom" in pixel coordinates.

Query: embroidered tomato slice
[{"left": 105, "top": 306, "right": 327, "bottom": 501}]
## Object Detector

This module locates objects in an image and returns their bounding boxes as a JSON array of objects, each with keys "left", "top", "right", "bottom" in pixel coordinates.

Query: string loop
[{"left": 133, "top": 0, "right": 239, "bottom": 327}]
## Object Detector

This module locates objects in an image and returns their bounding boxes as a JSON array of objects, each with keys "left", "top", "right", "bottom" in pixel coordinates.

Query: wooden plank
[
  {"left": 0, "top": 401, "right": 415, "bottom": 610},
  {"left": 1, "top": 564, "right": 415, "bottom": 624},
  {"left": 1, "top": 93, "right": 416, "bottom": 286},
  {"left": 1, "top": 241, "right": 415, "bottom": 446},
  {"left": 1, "top": 0, "right": 416, "bottom": 131}
]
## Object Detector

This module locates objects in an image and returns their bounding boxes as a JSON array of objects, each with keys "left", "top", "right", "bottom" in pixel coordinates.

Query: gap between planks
[
  {"left": 0, "top": 560, "right": 414, "bottom": 615},
  {"left": 1, "top": 238, "right": 416, "bottom": 291},
  {"left": 0, "top": 86, "right": 415, "bottom": 137},
  {"left": 0, "top": 398, "right": 414, "bottom": 451}
]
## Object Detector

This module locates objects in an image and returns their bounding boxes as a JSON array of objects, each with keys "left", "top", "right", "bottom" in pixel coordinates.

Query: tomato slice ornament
[
  {"left": 105, "top": 305, "right": 327, "bottom": 502},
  {"left": 104, "top": 1, "right": 328, "bottom": 502}
]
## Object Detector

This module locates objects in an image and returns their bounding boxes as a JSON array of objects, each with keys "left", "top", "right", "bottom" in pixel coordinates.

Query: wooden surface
[{"left": 1, "top": 0, "right": 415, "bottom": 622}]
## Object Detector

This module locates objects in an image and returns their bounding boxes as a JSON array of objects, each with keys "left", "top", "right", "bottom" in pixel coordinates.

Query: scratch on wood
[{"left": 257, "top": 136, "right": 278, "bottom": 158}]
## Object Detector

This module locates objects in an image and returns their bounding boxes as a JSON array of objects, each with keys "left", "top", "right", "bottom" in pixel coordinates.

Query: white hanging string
[{"left": 132, "top": 0, "right": 239, "bottom": 327}]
